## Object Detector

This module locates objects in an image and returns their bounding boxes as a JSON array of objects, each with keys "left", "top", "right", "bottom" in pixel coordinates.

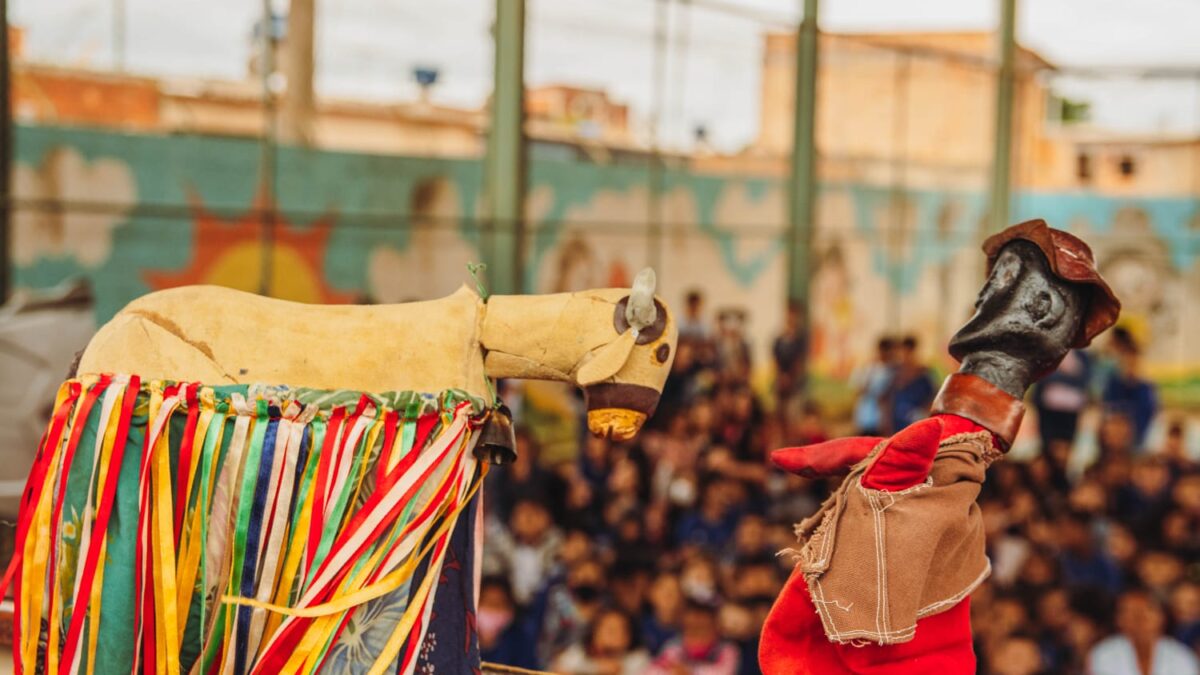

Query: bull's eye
[
  {"left": 613, "top": 296, "right": 667, "bottom": 345},
  {"left": 655, "top": 343, "right": 671, "bottom": 364}
]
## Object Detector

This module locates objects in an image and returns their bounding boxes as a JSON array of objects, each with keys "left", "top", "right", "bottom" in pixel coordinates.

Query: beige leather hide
[{"left": 76, "top": 285, "right": 676, "bottom": 416}]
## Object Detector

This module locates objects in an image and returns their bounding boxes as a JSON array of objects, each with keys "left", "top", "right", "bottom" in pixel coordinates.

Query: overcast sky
[{"left": 13, "top": 0, "right": 1200, "bottom": 152}]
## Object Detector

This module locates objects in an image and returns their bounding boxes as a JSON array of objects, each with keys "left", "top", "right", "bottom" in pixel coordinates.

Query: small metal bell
[{"left": 475, "top": 403, "right": 517, "bottom": 465}]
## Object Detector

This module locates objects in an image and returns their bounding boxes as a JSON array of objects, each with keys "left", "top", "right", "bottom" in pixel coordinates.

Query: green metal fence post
[
  {"left": 787, "top": 0, "right": 819, "bottom": 311},
  {"left": 0, "top": 0, "right": 10, "bottom": 303},
  {"left": 484, "top": 0, "right": 526, "bottom": 295},
  {"left": 988, "top": 0, "right": 1017, "bottom": 232}
]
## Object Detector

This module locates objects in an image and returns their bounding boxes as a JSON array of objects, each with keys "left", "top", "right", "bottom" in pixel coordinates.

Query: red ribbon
[{"left": 58, "top": 375, "right": 141, "bottom": 674}]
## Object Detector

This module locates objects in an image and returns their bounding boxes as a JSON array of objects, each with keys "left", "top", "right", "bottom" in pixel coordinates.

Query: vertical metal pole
[
  {"left": 280, "top": 0, "right": 316, "bottom": 146},
  {"left": 0, "top": 0, "right": 10, "bottom": 303},
  {"left": 484, "top": 0, "right": 525, "bottom": 295},
  {"left": 787, "top": 0, "right": 819, "bottom": 308},
  {"left": 886, "top": 52, "right": 910, "bottom": 332},
  {"left": 647, "top": 0, "right": 668, "bottom": 275},
  {"left": 988, "top": 0, "right": 1017, "bottom": 232},
  {"left": 113, "top": 0, "right": 126, "bottom": 72},
  {"left": 259, "top": 2, "right": 277, "bottom": 297}
]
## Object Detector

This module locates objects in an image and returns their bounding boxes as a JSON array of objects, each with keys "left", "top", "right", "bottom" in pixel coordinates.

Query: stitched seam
[
  {"left": 917, "top": 560, "right": 992, "bottom": 618},
  {"left": 809, "top": 578, "right": 846, "bottom": 642},
  {"left": 878, "top": 492, "right": 891, "bottom": 635},
  {"left": 856, "top": 475, "right": 933, "bottom": 504},
  {"left": 825, "top": 625, "right": 917, "bottom": 644},
  {"left": 802, "top": 489, "right": 842, "bottom": 571},
  {"left": 869, "top": 490, "right": 888, "bottom": 637}
]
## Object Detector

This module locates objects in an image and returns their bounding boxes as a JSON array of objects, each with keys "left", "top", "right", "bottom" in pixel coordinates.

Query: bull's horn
[{"left": 626, "top": 268, "right": 658, "bottom": 335}]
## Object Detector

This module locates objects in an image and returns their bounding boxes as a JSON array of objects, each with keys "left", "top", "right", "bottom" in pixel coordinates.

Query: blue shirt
[
  {"left": 854, "top": 363, "right": 894, "bottom": 432},
  {"left": 1103, "top": 373, "right": 1158, "bottom": 450},
  {"left": 890, "top": 368, "right": 936, "bottom": 433}
]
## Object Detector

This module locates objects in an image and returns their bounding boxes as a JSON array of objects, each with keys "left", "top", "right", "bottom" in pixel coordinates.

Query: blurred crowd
[{"left": 478, "top": 290, "right": 1198, "bottom": 675}]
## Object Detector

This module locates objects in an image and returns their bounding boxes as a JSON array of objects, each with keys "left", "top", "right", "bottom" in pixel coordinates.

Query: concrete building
[
  {"left": 751, "top": 29, "right": 1200, "bottom": 195},
  {"left": 9, "top": 25, "right": 635, "bottom": 161}
]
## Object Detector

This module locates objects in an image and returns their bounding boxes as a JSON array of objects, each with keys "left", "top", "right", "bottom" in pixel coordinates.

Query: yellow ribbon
[
  {"left": 151, "top": 388, "right": 182, "bottom": 675},
  {"left": 223, "top": 451, "right": 476, "bottom": 619}
]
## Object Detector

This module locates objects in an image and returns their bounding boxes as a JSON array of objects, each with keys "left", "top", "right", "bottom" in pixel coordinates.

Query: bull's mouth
[
  {"left": 583, "top": 383, "right": 661, "bottom": 441},
  {"left": 587, "top": 408, "right": 648, "bottom": 441}
]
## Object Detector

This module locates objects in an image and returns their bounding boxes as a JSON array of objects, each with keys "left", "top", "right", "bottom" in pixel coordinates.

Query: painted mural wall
[{"left": 12, "top": 124, "right": 1200, "bottom": 405}]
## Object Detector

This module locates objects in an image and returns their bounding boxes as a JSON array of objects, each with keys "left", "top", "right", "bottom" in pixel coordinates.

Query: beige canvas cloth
[{"left": 791, "top": 430, "right": 1001, "bottom": 645}]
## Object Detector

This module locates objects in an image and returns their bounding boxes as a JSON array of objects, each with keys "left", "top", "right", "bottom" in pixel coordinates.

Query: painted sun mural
[{"left": 145, "top": 185, "right": 355, "bottom": 304}]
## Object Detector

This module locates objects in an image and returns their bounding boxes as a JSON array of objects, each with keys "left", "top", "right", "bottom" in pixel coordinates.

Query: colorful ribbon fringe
[{"left": 5, "top": 375, "right": 489, "bottom": 675}]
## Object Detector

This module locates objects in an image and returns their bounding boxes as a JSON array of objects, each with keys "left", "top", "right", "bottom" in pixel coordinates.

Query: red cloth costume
[{"left": 760, "top": 413, "right": 986, "bottom": 675}]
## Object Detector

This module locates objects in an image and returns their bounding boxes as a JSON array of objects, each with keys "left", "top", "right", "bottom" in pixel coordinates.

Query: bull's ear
[{"left": 576, "top": 330, "right": 636, "bottom": 386}]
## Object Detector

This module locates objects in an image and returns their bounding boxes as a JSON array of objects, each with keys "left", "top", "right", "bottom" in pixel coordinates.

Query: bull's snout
[
  {"left": 583, "top": 383, "right": 661, "bottom": 442},
  {"left": 587, "top": 409, "right": 647, "bottom": 442}
]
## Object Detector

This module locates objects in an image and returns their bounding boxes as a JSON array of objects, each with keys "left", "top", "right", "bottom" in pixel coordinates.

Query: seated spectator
[
  {"left": 1099, "top": 412, "right": 1138, "bottom": 461},
  {"left": 1034, "top": 588, "right": 1076, "bottom": 672},
  {"left": 675, "top": 478, "right": 741, "bottom": 553},
  {"left": 559, "top": 527, "right": 596, "bottom": 569},
  {"left": 1133, "top": 550, "right": 1184, "bottom": 600},
  {"left": 648, "top": 595, "right": 740, "bottom": 675},
  {"left": 716, "top": 601, "right": 760, "bottom": 675},
  {"left": 1160, "top": 420, "right": 1194, "bottom": 476},
  {"left": 1169, "top": 581, "right": 1200, "bottom": 652},
  {"left": 1011, "top": 546, "right": 1059, "bottom": 601},
  {"left": 1070, "top": 479, "right": 1110, "bottom": 518},
  {"left": 1115, "top": 456, "right": 1172, "bottom": 532},
  {"left": 552, "top": 607, "right": 651, "bottom": 675},
  {"left": 1174, "top": 474, "right": 1200, "bottom": 518},
  {"left": 1088, "top": 588, "right": 1199, "bottom": 675},
  {"left": 609, "top": 559, "right": 653, "bottom": 619},
  {"left": 1063, "top": 593, "right": 1106, "bottom": 671},
  {"left": 477, "top": 576, "right": 538, "bottom": 669},
  {"left": 728, "top": 514, "right": 771, "bottom": 561},
  {"left": 979, "top": 592, "right": 1031, "bottom": 652},
  {"left": 536, "top": 558, "right": 608, "bottom": 666},
  {"left": 784, "top": 400, "right": 828, "bottom": 447},
  {"left": 1057, "top": 510, "right": 1122, "bottom": 596},
  {"left": 727, "top": 553, "right": 782, "bottom": 603},
  {"left": 679, "top": 554, "right": 721, "bottom": 606},
  {"left": 1103, "top": 522, "right": 1141, "bottom": 578},
  {"left": 656, "top": 338, "right": 706, "bottom": 426},
  {"left": 988, "top": 633, "right": 1045, "bottom": 675},
  {"left": 484, "top": 428, "right": 566, "bottom": 524},
  {"left": 1159, "top": 510, "right": 1200, "bottom": 561},
  {"left": 483, "top": 497, "right": 563, "bottom": 606},
  {"left": 642, "top": 569, "right": 682, "bottom": 655}
]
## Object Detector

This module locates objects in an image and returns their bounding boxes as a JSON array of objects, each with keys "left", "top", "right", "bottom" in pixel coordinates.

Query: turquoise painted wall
[{"left": 11, "top": 124, "right": 1200, "bottom": 399}]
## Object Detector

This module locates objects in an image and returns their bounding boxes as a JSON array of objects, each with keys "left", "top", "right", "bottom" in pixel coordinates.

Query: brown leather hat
[{"left": 983, "top": 218, "right": 1121, "bottom": 348}]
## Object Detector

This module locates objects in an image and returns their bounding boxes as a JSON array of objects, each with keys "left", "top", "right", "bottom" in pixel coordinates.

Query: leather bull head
[{"left": 574, "top": 269, "right": 677, "bottom": 441}]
